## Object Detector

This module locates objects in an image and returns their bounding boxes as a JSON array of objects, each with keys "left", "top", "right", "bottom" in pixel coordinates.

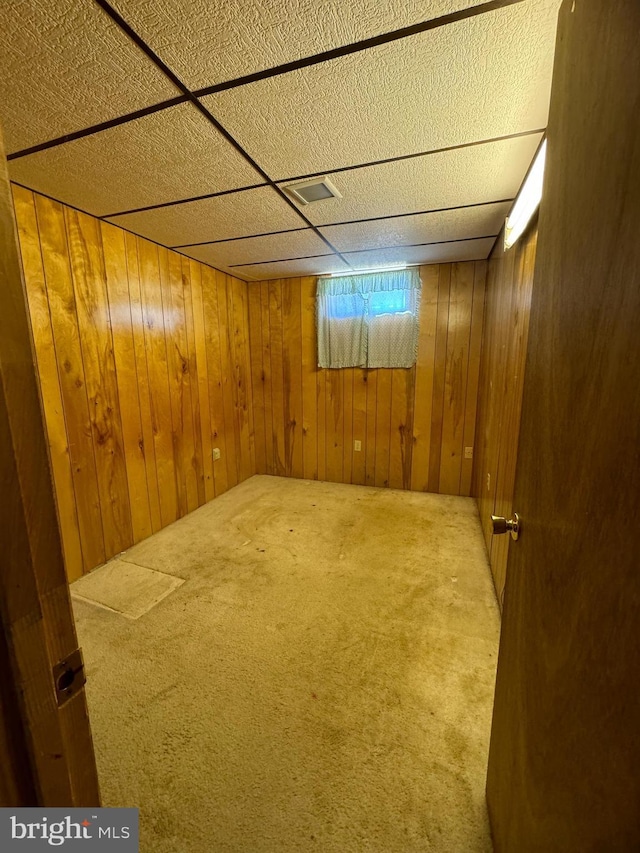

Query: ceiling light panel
[
  {"left": 105, "top": 0, "right": 483, "bottom": 90},
  {"left": 8, "top": 103, "right": 262, "bottom": 217},
  {"left": 203, "top": 0, "right": 559, "bottom": 179},
  {"left": 343, "top": 238, "right": 496, "bottom": 269},
  {"left": 106, "top": 186, "right": 303, "bottom": 248},
  {"left": 0, "top": 0, "right": 179, "bottom": 154},
  {"left": 180, "top": 230, "right": 329, "bottom": 269},
  {"left": 233, "top": 255, "right": 350, "bottom": 281},
  {"left": 319, "top": 201, "right": 512, "bottom": 253},
  {"left": 290, "top": 133, "right": 542, "bottom": 227}
]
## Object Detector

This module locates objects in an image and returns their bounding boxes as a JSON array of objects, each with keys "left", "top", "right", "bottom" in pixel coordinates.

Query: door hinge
[{"left": 53, "top": 648, "right": 86, "bottom": 706}]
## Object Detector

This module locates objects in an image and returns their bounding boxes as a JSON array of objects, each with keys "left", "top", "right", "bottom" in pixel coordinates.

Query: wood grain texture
[
  {"left": 473, "top": 223, "right": 537, "bottom": 603},
  {"left": 248, "top": 262, "right": 487, "bottom": 496},
  {"left": 1, "top": 134, "right": 99, "bottom": 805},
  {"left": 14, "top": 187, "right": 253, "bottom": 578},
  {"left": 487, "top": 1, "right": 640, "bottom": 848}
]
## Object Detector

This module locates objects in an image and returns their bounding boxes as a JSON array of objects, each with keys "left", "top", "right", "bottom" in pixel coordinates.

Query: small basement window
[{"left": 317, "top": 268, "right": 421, "bottom": 368}]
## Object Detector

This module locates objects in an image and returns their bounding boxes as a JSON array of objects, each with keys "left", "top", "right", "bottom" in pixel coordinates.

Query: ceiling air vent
[{"left": 284, "top": 176, "right": 342, "bottom": 205}]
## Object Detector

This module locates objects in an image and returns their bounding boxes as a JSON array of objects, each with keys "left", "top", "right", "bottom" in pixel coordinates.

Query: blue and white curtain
[{"left": 316, "top": 268, "right": 421, "bottom": 368}]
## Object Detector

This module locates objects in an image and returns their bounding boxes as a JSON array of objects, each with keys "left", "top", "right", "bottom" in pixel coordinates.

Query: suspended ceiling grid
[{"left": 2, "top": 0, "right": 560, "bottom": 280}]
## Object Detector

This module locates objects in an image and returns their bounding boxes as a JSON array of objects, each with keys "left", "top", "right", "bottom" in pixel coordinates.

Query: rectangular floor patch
[{"left": 71, "top": 559, "right": 185, "bottom": 620}]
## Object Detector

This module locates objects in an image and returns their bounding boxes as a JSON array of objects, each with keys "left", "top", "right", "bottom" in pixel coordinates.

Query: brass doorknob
[{"left": 491, "top": 513, "right": 520, "bottom": 541}]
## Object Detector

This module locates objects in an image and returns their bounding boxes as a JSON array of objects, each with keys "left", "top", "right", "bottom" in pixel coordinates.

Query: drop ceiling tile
[
  {"left": 0, "top": 0, "right": 179, "bottom": 154},
  {"left": 107, "top": 186, "right": 304, "bottom": 247},
  {"left": 107, "top": 0, "right": 484, "bottom": 90},
  {"left": 285, "top": 134, "right": 541, "bottom": 227},
  {"left": 180, "top": 230, "right": 329, "bottom": 268},
  {"left": 203, "top": 0, "right": 559, "bottom": 178},
  {"left": 9, "top": 103, "right": 262, "bottom": 217},
  {"left": 320, "top": 201, "right": 511, "bottom": 252},
  {"left": 344, "top": 238, "right": 495, "bottom": 268},
  {"left": 234, "top": 255, "right": 350, "bottom": 280}
]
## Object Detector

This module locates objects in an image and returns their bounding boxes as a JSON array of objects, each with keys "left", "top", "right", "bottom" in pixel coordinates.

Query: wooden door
[
  {"left": 486, "top": 1, "right": 640, "bottom": 849},
  {"left": 0, "top": 126, "right": 100, "bottom": 805}
]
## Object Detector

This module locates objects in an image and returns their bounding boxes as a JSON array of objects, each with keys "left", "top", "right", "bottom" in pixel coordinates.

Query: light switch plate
[
  {"left": 212, "top": 448, "right": 221, "bottom": 461},
  {"left": 354, "top": 440, "right": 362, "bottom": 451}
]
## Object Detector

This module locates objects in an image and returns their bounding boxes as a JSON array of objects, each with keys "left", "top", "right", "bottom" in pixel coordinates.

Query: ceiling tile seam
[
  {"left": 277, "top": 129, "right": 546, "bottom": 185},
  {"left": 193, "top": 0, "right": 527, "bottom": 99},
  {"left": 230, "top": 234, "right": 498, "bottom": 268},
  {"left": 230, "top": 252, "right": 335, "bottom": 267},
  {"left": 172, "top": 226, "right": 311, "bottom": 249},
  {"left": 7, "top": 0, "right": 526, "bottom": 163},
  {"left": 93, "top": 0, "right": 354, "bottom": 269},
  {"left": 10, "top": 179, "right": 241, "bottom": 281},
  {"left": 6, "top": 95, "right": 188, "bottom": 161},
  {"left": 103, "top": 181, "right": 269, "bottom": 219},
  {"left": 171, "top": 199, "right": 514, "bottom": 249}
]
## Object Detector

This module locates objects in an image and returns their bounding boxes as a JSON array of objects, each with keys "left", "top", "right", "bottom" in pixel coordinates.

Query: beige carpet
[{"left": 73, "top": 475, "right": 500, "bottom": 853}]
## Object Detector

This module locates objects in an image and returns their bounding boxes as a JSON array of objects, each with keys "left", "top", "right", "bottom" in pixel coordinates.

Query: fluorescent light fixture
[
  {"left": 330, "top": 264, "right": 409, "bottom": 278},
  {"left": 504, "top": 139, "right": 547, "bottom": 250}
]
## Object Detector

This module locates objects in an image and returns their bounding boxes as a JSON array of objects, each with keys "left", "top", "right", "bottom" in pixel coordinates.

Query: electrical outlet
[
  {"left": 486, "top": 472, "right": 491, "bottom": 491},
  {"left": 464, "top": 446, "right": 473, "bottom": 459},
  {"left": 354, "top": 440, "right": 362, "bottom": 452},
  {"left": 212, "top": 448, "right": 221, "bottom": 461}
]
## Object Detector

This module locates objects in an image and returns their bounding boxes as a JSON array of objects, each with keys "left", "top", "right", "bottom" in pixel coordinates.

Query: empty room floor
[{"left": 72, "top": 475, "right": 500, "bottom": 852}]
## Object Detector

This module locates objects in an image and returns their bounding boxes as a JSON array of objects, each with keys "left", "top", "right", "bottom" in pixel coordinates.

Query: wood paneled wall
[
  {"left": 248, "top": 262, "right": 486, "bottom": 496},
  {"left": 13, "top": 185, "right": 254, "bottom": 581},
  {"left": 473, "top": 222, "right": 538, "bottom": 603}
]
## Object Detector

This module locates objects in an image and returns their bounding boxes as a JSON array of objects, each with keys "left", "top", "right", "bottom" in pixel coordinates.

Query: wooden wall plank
[
  {"left": 158, "top": 246, "right": 187, "bottom": 519},
  {"left": 316, "top": 369, "right": 327, "bottom": 482},
  {"left": 34, "top": 194, "right": 105, "bottom": 572},
  {"left": 282, "top": 278, "right": 304, "bottom": 479},
  {"left": 14, "top": 186, "right": 84, "bottom": 581},
  {"left": 352, "top": 368, "right": 367, "bottom": 486},
  {"left": 268, "top": 280, "right": 286, "bottom": 477},
  {"left": 169, "top": 250, "right": 199, "bottom": 513},
  {"left": 231, "top": 276, "right": 254, "bottom": 483},
  {"left": 460, "top": 261, "right": 487, "bottom": 497},
  {"left": 200, "top": 265, "right": 227, "bottom": 495},
  {"left": 300, "top": 277, "right": 317, "bottom": 481},
  {"left": 427, "top": 264, "right": 451, "bottom": 492},
  {"left": 411, "top": 265, "right": 440, "bottom": 491},
  {"left": 259, "top": 281, "right": 275, "bottom": 476},
  {"left": 100, "top": 221, "right": 153, "bottom": 544},
  {"left": 438, "top": 262, "right": 474, "bottom": 495},
  {"left": 389, "top": 368, "right": 415, "bottom": 490},
  {"left": 137, "top": 238, "right": 178, "bottom": 528},
  {"left": 364, "top": 370, "right": 377, "bottom": 487},
  {"left": 374, "top": 368, "right": 392, "bottom": 488},
  {"left": 219, "top": 273, "right": 240, "bottom": 488},
  {"left": 247, "top": 283, "right": 267, "bottom": 474},
  {"left": 126, "top": 234, "right": 162, "bottom": 532},
  {"left": 325, "top": 369, "right": 344, "bottom": 483},
  {"left": 189, "top": 260, "right": 215, "bottom": 502},
  {"left": 66, "top": 208, "right": 133, "bottom": 558},
  {"left": 342, "top": 368, "right": 354, "bottom": 484}
]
